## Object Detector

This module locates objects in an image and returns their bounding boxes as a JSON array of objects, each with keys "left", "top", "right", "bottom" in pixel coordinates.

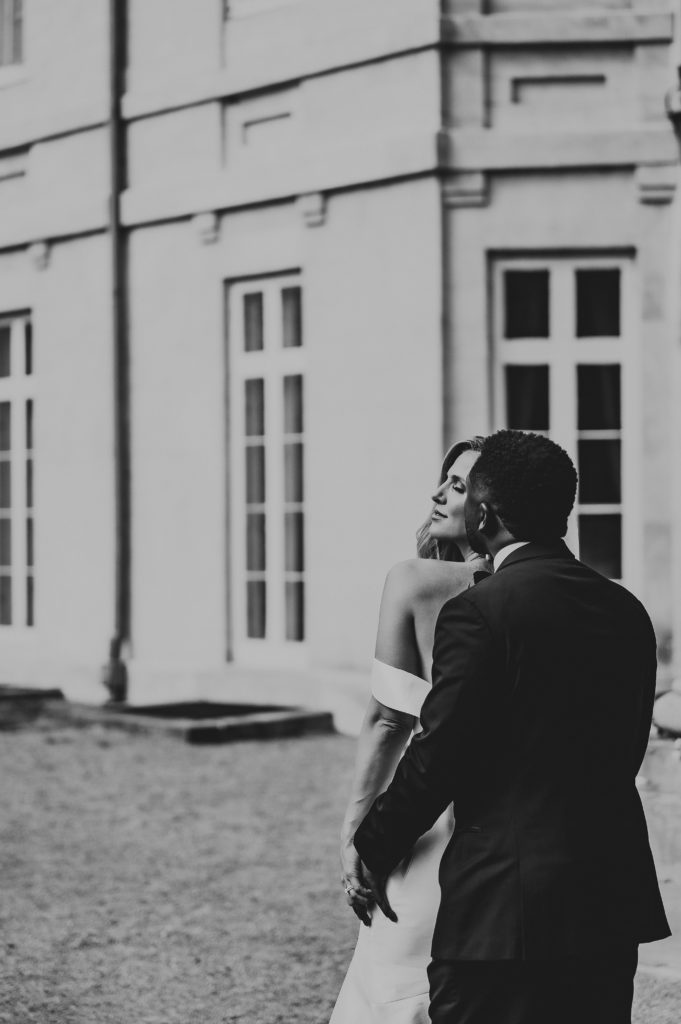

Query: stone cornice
[
  {"left": 0, "top": 105, "right": 107, "bottom": 157},
  {"left": 0, "top": 121, "right": 675, "bottom": 247},
  {"left": 121, "top": 131, "right": 440, "bottom": 227},
  {"left": 119, "top": 127, "right": 678, "bottom": 229},
  {"left": 442, "top": 10, "right": 674, "bottom": 48},
  {"left": 0, "top": 197, "right": 107, "bottom": 252},
  {"left": 440, "top": 126, "right": 678, "bottom": 172}
]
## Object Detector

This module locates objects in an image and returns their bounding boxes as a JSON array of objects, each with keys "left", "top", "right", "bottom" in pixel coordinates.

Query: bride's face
[{"left": 428, "top": 450, "right": 481, "bottom": 545}]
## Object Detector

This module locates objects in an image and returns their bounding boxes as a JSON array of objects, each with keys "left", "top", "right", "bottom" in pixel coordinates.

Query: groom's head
[{"left": 464, "top": 430, "right": 577, "bottom": 555}]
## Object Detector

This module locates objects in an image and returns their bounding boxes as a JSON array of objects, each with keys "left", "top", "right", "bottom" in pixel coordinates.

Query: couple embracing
[{"left": 330, "top": 430, "right": 670, "bottom": 1024}]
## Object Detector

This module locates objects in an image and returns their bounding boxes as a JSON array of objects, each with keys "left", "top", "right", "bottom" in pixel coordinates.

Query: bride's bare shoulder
[{"left": 383, "top": 558, "right": 475, "bottom": 600}]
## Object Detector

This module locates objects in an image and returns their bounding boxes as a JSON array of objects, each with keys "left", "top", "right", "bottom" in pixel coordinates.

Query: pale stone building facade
[{"left": 0, "top": 0, "right": 679, "bottom": 726}]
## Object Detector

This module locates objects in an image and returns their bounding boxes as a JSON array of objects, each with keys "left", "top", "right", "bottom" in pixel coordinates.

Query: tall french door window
[
  {"left": 493, "top": 257, "right": 637, "bottom": 585},
  {"left": 0, "top": 313, "right": 34, "bottom": 626},
  {"left": 227, "top": 274, "right": 306, "bottom": 664}
]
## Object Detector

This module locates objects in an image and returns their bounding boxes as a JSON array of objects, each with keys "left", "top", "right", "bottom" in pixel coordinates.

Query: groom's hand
[{"left": 359, "top": 859, "right": 398, "bottom": 924}]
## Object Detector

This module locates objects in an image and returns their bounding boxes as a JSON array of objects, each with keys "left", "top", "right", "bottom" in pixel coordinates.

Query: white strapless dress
[{"left": 330, "top": 660, "right": 455, "bottom": 1024}]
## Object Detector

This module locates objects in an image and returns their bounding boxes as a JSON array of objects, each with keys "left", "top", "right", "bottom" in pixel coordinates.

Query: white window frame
[
  {"left": 492, "top": 255, "right": 642, "bottom": 592},
  {"left": 227, "top": 273, "right": 307, "bottom": 668},
  {"left": 0, "top": 312, "right": 34, "bottom": 631}
]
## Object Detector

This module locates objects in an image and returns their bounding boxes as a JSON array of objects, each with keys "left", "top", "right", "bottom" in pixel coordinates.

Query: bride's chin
[{"left": 429, "top": 528, "right": 466, "bottom": 548}]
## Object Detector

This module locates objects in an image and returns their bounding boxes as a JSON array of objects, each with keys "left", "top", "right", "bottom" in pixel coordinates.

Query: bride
[{"left": 330, "top": 437, "right": 490, "bottom": 1023}]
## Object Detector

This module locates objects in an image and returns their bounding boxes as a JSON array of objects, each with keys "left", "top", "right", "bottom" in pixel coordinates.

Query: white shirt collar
[{"left": 493, "top": 541, "right": 531, "bottom": 572}]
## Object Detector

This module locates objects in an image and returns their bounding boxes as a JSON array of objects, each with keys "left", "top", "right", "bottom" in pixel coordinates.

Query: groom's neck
[{"left": 484, "top": 532, "right": 520, "bottom": 563}]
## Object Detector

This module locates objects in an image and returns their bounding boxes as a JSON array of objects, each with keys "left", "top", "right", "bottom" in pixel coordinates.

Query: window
[
  {"left": 0, "top": 313, "right": 34, "bottom": 626},
  {"left": 227, "top": 274, "right": 306, "bottom": 664},
  {"left": 504, "top": 269, "right": 549, "bottom": 339},
  {"left": 494, "top": 258, "right": 635, "bottom": 583},
  {"left": 0, "top": 0, "right": 22, "bottom": 67}
]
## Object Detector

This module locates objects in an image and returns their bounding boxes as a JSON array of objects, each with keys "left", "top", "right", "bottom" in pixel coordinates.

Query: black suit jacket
[{"left": 354, "top": 542, "right": 670, "bottom": 960}]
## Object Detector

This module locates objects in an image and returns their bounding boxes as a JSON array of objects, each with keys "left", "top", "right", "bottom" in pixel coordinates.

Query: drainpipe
[
  {"left": 666, "top": 64, "right": 681, "bottom": 694},
  {"left": 102, "top": 0, "right": 130, "bottom": 703}
]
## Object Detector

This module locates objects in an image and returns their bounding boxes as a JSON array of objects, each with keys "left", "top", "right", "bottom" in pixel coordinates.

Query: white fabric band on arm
[{"left": 370, "top": 658, "right": 430, "bottom": 718}]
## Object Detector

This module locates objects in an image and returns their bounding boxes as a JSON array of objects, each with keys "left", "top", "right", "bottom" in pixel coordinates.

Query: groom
[{"left": 354, "top": 430, "right": 670, "bottom": 1024}]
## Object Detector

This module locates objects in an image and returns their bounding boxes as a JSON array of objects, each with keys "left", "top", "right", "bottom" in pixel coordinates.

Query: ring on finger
[{"left": 344, "top": 885, "right": 355, "bottom": 895}]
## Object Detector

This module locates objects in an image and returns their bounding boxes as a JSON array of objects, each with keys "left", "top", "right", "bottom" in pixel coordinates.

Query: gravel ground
[{"left": 0, "top": 718, "right": 678, "bottom": 1024}]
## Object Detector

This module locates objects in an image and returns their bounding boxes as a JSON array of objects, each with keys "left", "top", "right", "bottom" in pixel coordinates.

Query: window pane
[
  {"left": 578, "top": 440, "right": 621, "bottom": 504},
  {"left": 26, "top": 516, "right": 32, "bottom": 567},
  {"left": 282, "top": 287, "right": 302, "bottom": 348},
  {"left": 285, "top": 580, "right": 305, "bottom": 641},
  {"left": 576, "top": 269, "right": 620, "bottom": 337},
  {"left": 0, "top": 461, "right": 10, "bottom": 508},
  {"left": 0, "top": 326, "right": 10, "bottom": 377},
  {"left": 245, "top": 445, "right": 265, "bottom": 503},
  {"left": 578, "top": 365, "right": 621, "bottom": 430},
  {"left": 246, "top": 512, "right": 266, "bottom": 571},
  {"left": 505, "top": 366, "right": 549, "bottom": 431},
  {"left": 26, "top": 574, "right": 33, "bottom": 627},
  {"left": 243, "top": 293, "right": 264, "bottom": 352},
  {"left": 285, "top": 511, "right": 304, "bottom": 572},
  {"left": 26, "top": 457, "right": 32, "bottom": 509},
  {"left": 245, "top": 378, "right": 264, "bottom": 437},
  {"left": 283, "top": 375, "right": 303, "bottom": 434},
  {"left": 0, "top": 0, "right": 5, "bottom": 65},
  {"left": 12, "top": 0, "right": 22, "bottom": 64},
  {"left": 25, "top": 399, "right": 32, "bottom": 449},
  {"left": 0, "top": 574, "right": 10, "bottom": 625},
  {"left": 246, "top": 580, "right": 266, "bottom": 639},
  {"left": 504, "top": 270, "right": 550, "bottom": 339},
  {"left": 284, "top": 442, "right": 304, "bottom": 502},
  {"left": 579, "top": 514, "right": 621, "bottom": 579},
  {"left": 24, "top": 321, "right": 32, "bottom": 375},
  {"left": 0, "top": 518, "right": 10, "bottom": 566},
  {"left": 0, "top": 402, "right": 10, "bottom": 451}
]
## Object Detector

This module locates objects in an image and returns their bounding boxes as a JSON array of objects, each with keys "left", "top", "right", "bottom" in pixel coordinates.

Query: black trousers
[{"left": 428, "top": 948, "right": 638, "bottom": 1024}]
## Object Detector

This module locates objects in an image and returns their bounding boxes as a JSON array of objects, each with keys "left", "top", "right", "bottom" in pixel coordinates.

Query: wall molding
[
  {"left": 442, "top": 127, "right": 677, "bottom": 172},
  {"left": 297, "top": 192, "right": 326, "bottom": 227},
  {"left": 0, "top": 147, "right": 28, "bottom": 182},
  {"left": 636, "top": 163, "right": 677, "bottom": 205},
  {"left": 28, "top": 240, "right": 50, "bottom": 270},
  {"left": 441, "top": 171, "right": 488, "bottom": 208},
  {"left": 442, "top": 11, "right": 673, "bottom": 48},
  {"left": 0, "top": 109, "right": 107, "bottom": 161},
  {"left": 193, "top": 210, "right": 220, "bottom": 244}
]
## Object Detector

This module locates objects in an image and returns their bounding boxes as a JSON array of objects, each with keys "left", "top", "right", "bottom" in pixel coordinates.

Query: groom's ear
[
  {"left": 478, "top": 501, "right": 491, "bottom": 534},
  {"left": 478, "top": 500, "right": 501, "bottom": 539}
]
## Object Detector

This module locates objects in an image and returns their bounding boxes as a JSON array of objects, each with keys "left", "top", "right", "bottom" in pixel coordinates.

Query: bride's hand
[{"left": 340, "top": 837, "right": 374, "bottom": 926}]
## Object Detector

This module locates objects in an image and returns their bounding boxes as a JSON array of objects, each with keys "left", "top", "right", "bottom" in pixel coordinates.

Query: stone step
[
  {"left": 40, "top": 698, "right": 335, "bottom": 744},
  {"left": 0, "top": 685, "right": 65, "bottom": 729}
]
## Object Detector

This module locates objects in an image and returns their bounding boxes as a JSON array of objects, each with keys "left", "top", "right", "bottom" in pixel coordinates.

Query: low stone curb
[
  {"left": 0, "top": 686, "right": 66, "bottom": 729},
  {"left": 39, "top": 698, "right": 335, "bottom": 744}
]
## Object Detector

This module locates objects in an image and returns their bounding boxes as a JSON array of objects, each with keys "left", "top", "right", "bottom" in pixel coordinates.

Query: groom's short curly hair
[{"left": 469, "top": 430, "right": 577, "bottom": 541}]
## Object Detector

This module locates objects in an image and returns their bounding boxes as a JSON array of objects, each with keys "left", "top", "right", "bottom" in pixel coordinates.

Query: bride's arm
[
  {"left": 339, "top": 564, "right": 419, "bottom": 922},
  {"left": 340, "top": 696, "right": 415, "bottom": 851}
]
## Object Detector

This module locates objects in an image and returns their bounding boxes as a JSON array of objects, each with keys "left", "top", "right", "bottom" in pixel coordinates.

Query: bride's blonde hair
[{"left": 416, "top": 437, "right": 486, "bottom": 562}]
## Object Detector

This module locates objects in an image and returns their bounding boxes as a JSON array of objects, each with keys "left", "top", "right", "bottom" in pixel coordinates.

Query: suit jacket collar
[{"left": 494, "top": 539, "right": 574, "bottom": 573}]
